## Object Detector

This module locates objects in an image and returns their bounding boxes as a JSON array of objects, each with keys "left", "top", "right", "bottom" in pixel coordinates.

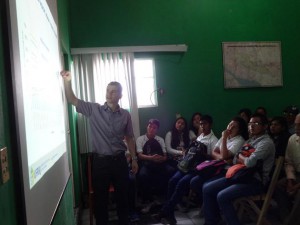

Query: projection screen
[{"left": 7, "top": 0, "right": 70, "bottom": 224}]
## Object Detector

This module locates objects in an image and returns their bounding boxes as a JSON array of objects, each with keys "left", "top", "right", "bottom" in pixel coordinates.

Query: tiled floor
[
  {"left": 80, "top": 197, "right": 283, "bottom": 225},
  {"left": 80, "top": 206, "right": 206, "bottom": 225},
  {"left": 80, "top": 205, "right": 285, "bottom": 225}
]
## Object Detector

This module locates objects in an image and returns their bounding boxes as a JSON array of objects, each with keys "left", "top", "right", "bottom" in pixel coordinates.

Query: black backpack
[
  {"left": 141, "top": 138, "right": 165, "bottom": 171},
  {"left": 177, "top": 141, "right": 208, "bottom": 173},
  {"left": 142, "top": 138, "right": 164, "bottom": 156}
]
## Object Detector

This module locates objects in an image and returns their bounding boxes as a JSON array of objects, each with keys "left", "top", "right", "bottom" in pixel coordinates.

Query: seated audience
[
  {"left": 274, "top": 113, "right": 300, "bottom": 224},
  {"left": 202, "top": 113, "right": 275, "bottom": 225},
  {"left": 238, "top": 108, "right": 252, "bottom": 123},
  {"left": 268, "top": 116, "right": 291, "bottom": 158},
  {"left": 190, "top": 116, "right": 248, "bottom": 204},
  {"left": 283, "top": 105, "right": 299, "bottom": 134},
  {"left": 154, "top": 115, "right": 218, "bottom": 224},
  {"left": 136, "top": 119, "right": 175, "bottom": 213},
  {"left": 165, "top": 117, "right": 190, "bottom": 168},
  {"left": 189, "top": 112, "right": 202, "bottom": 141}
]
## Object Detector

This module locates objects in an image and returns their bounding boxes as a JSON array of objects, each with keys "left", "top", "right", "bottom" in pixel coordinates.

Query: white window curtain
[{"left": 73, "top": 53, "right": 140, "bottom": 153}]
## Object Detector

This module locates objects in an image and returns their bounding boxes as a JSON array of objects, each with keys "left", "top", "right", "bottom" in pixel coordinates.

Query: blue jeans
[
  {"left": 202, "top": 177, "right": 263, "bottom": 225},
  {"left": 137, "top": 163, "right": 175, "bottom": 201},
  {"left": 161, "top": 170, "right": 195, "bottom": 217},
  {"left": 190, "top": 170, "right": 226, "bottom": 204}
]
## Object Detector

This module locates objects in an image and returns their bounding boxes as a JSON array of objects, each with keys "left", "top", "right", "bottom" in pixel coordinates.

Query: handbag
[
  {"left": 225, "top": 143, "right": 262, "bottom": 183},
  {"left": 195, "top": 159, "right": 227, "bottom": 179},
  {"left": 226, "top": 160, "right": 264, "bottom": 184}
]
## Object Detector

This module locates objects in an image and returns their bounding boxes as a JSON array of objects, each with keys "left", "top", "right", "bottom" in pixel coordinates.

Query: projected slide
[{"left": 16, "top": 0, "right": 66, "bottom": 188}]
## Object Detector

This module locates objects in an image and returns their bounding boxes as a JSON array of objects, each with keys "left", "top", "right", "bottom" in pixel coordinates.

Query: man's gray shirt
[
  {"left": 76, "top": 99, "right": 134, "bottom": 155},
  {"left": 233, "top": 134, "right": 275, "bottom": 185}
]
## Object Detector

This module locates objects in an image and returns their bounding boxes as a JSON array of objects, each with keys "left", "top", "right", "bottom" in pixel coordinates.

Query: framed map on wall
[{"left": 222, "top": 42, "right": 282, "bottom": 88}]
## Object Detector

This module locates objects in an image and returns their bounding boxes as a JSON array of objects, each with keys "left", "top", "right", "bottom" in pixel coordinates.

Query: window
[
  {"left": 87, "top": 54, "right": 157, "bottom": 109},
  {"left": 134, "top": 58, "right": 157, "bottom": 108}
]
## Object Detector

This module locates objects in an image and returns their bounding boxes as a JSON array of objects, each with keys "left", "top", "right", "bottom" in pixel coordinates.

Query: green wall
[
  {"left": 69, "top": 0, "right": 300, "bottom": 137},
  {"left": 57, "top": 0, "right": 82, "bottom": 208},
  {"left": 52, "top": 180, "right": 76, "bottom": 225},
  {"left": 0, "top": 1, "right": 18, "bottom": 224}
]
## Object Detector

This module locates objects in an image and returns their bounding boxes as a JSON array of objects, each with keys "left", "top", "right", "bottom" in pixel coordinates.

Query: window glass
[{"left": 134, "top": 59, "right": 157, "bottom": 107}]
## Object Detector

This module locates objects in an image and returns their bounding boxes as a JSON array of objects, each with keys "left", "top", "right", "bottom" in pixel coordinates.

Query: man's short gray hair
[{"left": 108, "top": 81, "right": 122, "bottom": 94}]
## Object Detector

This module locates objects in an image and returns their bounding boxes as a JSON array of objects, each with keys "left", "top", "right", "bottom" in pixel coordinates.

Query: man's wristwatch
[{"left": 131, "top": 156, "right": 138, "bottom": 161}]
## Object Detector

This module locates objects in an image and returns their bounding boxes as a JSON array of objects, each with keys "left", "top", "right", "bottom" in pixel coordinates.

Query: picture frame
[{"left": 222, "top": 41, "right": 282, "bottom": 88}]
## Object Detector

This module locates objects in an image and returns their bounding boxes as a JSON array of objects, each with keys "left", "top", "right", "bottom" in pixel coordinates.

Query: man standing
[{"left": 60, "top": 71, "right": 138, "bottom": 225}]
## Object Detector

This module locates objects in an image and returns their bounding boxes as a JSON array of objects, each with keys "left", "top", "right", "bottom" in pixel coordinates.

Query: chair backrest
[{"left": 256, "top": 156, "right": 284, "bottom": 225}]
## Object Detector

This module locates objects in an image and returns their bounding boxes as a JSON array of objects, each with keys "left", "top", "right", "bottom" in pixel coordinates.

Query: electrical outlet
[
  {"left": 0, "top": 147, "right": 10, "bottom": 184},
  {"left": 158, "top": 88, "right": 164, "bottom": 96}
]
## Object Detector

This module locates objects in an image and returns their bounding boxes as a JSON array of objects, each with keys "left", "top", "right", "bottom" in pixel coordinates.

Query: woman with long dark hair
[{"left": 165, "top": 117, "right": 190, "bottom": 167}]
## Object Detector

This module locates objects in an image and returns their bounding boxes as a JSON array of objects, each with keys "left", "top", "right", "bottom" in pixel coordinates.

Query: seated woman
[
  {"left": 165, "top": 117, "right": 190, "bottom": 168},
  {"left": 202, "top": 113, "right": 275, "bottom": 225},
  {"left": 189, "top": 112, "right": 202, "bottom": 141},
  {"left": 190, "top": 116, "right": 248, "bottom": 205}
]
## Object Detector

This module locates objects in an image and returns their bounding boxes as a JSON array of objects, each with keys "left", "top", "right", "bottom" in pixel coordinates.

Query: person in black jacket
[{"left": 268, "top": 116, "right": 291, "bottom": 158}]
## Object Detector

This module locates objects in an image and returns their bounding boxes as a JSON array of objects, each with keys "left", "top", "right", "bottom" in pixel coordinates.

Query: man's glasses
[{"left": 248, "top": 122, "right": 263, "bottom": 126}]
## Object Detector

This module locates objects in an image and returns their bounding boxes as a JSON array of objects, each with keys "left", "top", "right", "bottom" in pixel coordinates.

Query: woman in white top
[
  {"left": 165, "top": 117, "right": 190, "bottom": 167},
  {"left": 211, "top": 116, "right": 249, "bottom": 161}
]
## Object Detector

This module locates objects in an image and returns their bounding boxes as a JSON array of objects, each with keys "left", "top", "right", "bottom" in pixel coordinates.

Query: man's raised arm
[{"left": 60, "top": 70, "right": 79, "bottom": 106}]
